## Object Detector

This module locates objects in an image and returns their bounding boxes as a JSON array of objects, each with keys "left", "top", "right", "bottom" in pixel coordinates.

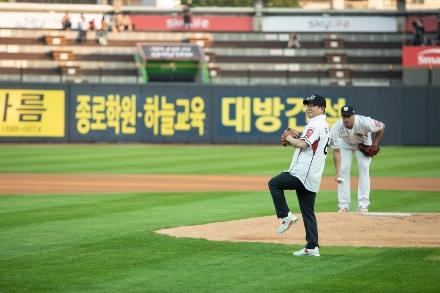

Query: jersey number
[{"left": 324, "top": 138, "right": 330, "bottom": 155}]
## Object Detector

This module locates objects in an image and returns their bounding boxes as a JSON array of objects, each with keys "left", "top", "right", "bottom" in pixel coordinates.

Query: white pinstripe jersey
[{"left": 286, "top": 114, "right": 331, "bottom": 193}]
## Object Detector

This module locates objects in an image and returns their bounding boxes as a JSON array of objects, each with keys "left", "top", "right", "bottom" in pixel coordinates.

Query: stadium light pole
[
  {"left": 247, "top": 64, "right": 251, "bottom": 85},
  {"left": 429, "top": 65, "right": 432, "bottom": 86},
  {"left": 99, "top": 62, "right": 103, "bottom": 83},
  {"left": 349, "top": 64, "right": 353, "bottom": 85},
  {"left": 169, "top": 62, "right": 176, "bottom": 82},
  {"left": 59, "top": 62, "right": 63, "bottom": 83},
  {"left": 317, "top": 64, "right": 322, "bottom": 85},
  {"left": 388, "top": 64, "right": 393, "bottom": 85}
]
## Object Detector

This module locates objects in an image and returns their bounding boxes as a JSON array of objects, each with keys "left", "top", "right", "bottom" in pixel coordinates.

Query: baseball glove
[
  {"left": 358, "top": 143, "right": 380, "bottom": 157},
  {"left": 280, "top": 127, "right": 300, "bottom": 147}
]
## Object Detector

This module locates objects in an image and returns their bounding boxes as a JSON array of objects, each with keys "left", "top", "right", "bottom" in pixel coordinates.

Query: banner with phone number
[
  {"left": 217, "top": 94, "right": 349, "bottom": 136},
  {"left": 0, "top": 89, "right": 65, "bottom": 137},
  {"left": 70, "top": 91, "right": 210, "bottom": 142}
]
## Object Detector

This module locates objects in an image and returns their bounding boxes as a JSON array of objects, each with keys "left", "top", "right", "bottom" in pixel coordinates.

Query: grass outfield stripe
[{"left": 0, "top": 145, "right": 439, "bottom": 176}]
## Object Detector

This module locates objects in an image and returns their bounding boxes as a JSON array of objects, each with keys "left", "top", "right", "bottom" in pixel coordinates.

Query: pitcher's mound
[{"left": 156, "top": 212, "right": 440, "bottom": 247}]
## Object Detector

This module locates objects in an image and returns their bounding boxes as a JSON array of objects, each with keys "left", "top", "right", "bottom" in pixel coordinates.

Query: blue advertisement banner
[
  {"left": 71, "top": 90, "right": 209, "bottom": 142},
  {"left": 217, "top": 94, "right": 349, "bottom": 136}
]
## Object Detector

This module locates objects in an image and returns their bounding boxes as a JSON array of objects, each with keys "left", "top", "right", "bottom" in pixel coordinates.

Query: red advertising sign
[
  {"left": 403, "top": 46, "right": 440, "bottom": 67},
  {"left": 405, "top": 17, "right": 438, "bottom": 33},
  {"left": 130, "top": 15, "right": 252, "bottom": 32}
]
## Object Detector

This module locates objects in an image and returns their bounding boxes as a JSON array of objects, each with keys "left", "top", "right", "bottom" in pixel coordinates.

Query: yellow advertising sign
[{"left": 0, "top": 90, "right": 65, "bottom": 137}]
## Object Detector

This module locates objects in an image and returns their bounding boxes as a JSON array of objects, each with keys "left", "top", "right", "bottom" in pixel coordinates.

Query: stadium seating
[
  {"left": 205, "top": 32, "right": 405, "bottom": 86},
  {"left": 0, "top": 28, "right": 420, "bottom": 86}
]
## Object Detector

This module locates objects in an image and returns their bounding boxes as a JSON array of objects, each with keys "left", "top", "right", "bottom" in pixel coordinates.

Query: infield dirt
[{"left": 1, "top": 174, "right": 439, "bottom": 195}]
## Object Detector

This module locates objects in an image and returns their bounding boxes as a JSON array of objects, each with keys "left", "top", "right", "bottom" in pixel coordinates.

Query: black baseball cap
[
  {"left": 341, "top": 105, "right": 355, "bottom": 116},
  {"left": 303, "top": 94, "right": 326, "bottom": 108}
]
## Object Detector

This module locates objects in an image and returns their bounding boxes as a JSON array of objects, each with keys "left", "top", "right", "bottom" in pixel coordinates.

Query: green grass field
[
  {"left": 0, "top": 145, "right": 439, "bottom": 293},
  {"left": 1, "top": 145, "right": 439, "bottom": 177}
]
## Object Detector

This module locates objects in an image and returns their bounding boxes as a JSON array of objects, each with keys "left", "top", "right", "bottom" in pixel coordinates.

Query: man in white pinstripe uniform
[
  {"left": 268, "top": 94, "right": 331, "bottom": 257},
  {"left": 330, "top": 106, "right": 386, "bottom": 213}
]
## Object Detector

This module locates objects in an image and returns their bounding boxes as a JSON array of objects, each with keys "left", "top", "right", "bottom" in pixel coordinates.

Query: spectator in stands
[
  {"left": 122, "top": 14, "right": 133, "bottom": 31},
  {"left": 107, "top": 15, "right": 118, "bottom": 33},
  {"left": 89, "top": 19, "right": 96, "bottom": 32},
  {"left": 411, "top": 19, "right": 425, "bottom": 46},
  {"left": 437, "top": 15, "right": 440, "bottom": 45},
  {"left": 182, "top": 5, "right": 191, "bottom": 30},
  {"left": 96, "top": 16, "right": 109, "bottom": 45},
  {"left": 61, "top": 12, "right": 71, "bottom": 31},
  {"left": 116, "top": 14, "right": 124, "bottom": 32},
  {"left": 287, "top": 33, "right": 301, "bottom": 48},
  {"left": 77, "top": 16, "right": 89, "bottom": 43}
]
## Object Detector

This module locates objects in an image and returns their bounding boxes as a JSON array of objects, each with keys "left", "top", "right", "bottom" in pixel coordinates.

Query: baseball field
[{"left": 0, "top": 144, "right": 439, "bottom": 292}]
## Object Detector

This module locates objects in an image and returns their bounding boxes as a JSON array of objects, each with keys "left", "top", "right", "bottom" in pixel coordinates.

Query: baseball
[{"left": 336, "top": 177, "right": 345, "bottom": 184}]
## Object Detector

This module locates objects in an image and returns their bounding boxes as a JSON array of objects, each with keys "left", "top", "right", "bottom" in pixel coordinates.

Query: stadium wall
[{"left": 0, "top": 83, "right": 439, "bottom": 146}]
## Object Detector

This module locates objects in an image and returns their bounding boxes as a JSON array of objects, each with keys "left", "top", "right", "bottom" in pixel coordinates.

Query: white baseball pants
[{"left": 338, "top": 148, "right": 372, "bottom": 210}]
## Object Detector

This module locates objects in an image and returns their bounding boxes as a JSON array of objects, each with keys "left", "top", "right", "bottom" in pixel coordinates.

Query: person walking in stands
[
  {"left": 268, "top": 94, "right": 331, "bottom": 257},
  {"left": 182, "top": 5, "right": 191, "bottom": 30},
  {"left": 77, "top": 16, "right": 89, "bottom": 43},
  {"left": 411, "top": 19, "right": 425, "bottom": 46},
  {"left": 330, "top": 106, "right": 385, "bottom": 213}
]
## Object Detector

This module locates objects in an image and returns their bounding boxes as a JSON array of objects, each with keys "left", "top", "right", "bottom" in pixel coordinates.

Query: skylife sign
[{"left": 262, "top": 16, "right": 397, "bottom": 32}]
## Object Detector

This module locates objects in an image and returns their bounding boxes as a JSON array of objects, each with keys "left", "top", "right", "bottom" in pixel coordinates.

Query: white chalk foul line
[{"left": 360, "top": 212, "right": 412, "bottom": 218}]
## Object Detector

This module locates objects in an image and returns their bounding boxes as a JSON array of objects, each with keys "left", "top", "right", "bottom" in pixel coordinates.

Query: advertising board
[
  {"left": 0, "top": 89, "right": 65, "bottom": 137},
  {"left": 129, "top": 15, "right": 253, "bottom": 32},
  {"left": 262, "top": 16, "right": 397, "bottom": 32},
  {"left": 403, "top": 46, "right": 440, "bottom": 67}
]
